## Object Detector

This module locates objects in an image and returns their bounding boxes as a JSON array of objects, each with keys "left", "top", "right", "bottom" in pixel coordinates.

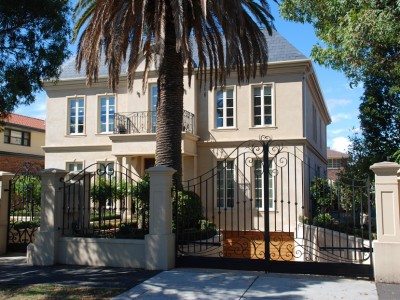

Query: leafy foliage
[
  {"left": 280, "top": 0, "right": 400, "bottom": 92},
  {"left": 344, "top": 75, "right": 400, "bottom": 178},
  {"left": 0, "top": 0, "right": 71, "bottom": 117},
  {"left": 14, "top": 175, "right": 41, "bottom": 207}
]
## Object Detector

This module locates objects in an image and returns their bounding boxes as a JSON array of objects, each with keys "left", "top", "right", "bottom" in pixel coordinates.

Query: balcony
[{"left": 114, "top": 110, "right": 195, "bottom": 134}]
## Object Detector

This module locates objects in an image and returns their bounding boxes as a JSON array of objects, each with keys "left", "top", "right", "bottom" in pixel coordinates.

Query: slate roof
[
  {"left": 5, "top": 114, "right": 46, "bottom": 131},
  {"left": 60, "top": 29, "right": 307, "bottom": 80}
]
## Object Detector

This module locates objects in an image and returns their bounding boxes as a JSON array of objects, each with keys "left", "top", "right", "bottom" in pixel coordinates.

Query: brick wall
[{"left": 0, "top": 154, "right": 44, "bottom": 173}]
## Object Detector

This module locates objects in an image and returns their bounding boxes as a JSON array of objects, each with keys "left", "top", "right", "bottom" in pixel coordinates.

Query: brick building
[
  {"left": 0, "top": 114, "right": 45, "bottom": 173},
  {"left": 327, "top": 147, "right": 349, "bottom": 181}
]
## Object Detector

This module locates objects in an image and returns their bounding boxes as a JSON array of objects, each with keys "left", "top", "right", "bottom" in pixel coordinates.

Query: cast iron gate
[
  {"left": 175, "top": 137, "right": 375, "bottom": 278},
  {"left": 7, "top": 162, "right": 42, "bottom": 252}
]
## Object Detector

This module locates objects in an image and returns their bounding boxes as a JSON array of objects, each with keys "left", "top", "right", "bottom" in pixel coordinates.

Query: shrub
[
  {"left": 14, "top": 175, "right": 41, "bottom": 207},
  {"left": 174, "top": 190, "right": 203, "bottom": 231},
  {"left": 312, "top": 213, "right": 334, "bottom": 226}
]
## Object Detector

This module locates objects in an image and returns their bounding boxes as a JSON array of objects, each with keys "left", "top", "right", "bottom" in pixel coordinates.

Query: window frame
[
  {"left": 253, "top": 159, "right": 274, "bottom": 211},
  {"left": 251, "top": 84, "right": 274, "bottom": 127},
  {"left": 149, "top": 83, "right": 158, "bottom": 133},
  {"left": 66, "top": 162, "right": 84, "bottom": 173},
  {"left": 215, "top": 87, "right": 236, "bottom": 129},
  {"left": 3, "top": 128, "right": 31, "bottom": 146},
  {"left": 98, "top": 95, "right": 116, "bottom": 134},
  {"left": 216, "top": 160, "right": 235, "bottom": 208},
  {"left": 68, "top": 97, "right": 85, "bottom": 135}
]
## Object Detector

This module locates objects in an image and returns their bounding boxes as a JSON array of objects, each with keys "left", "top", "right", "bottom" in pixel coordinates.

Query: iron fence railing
[
  {"left": 62, "top": 163, "right": 149, "bottom": 239},
  {"left": 114, "top": 110, "right": 195, "bottom": 134}
]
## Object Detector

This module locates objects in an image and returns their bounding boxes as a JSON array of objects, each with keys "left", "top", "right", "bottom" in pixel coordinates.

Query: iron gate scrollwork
[
  {"left": 175, "top": 137, "right": 375, "bottom": 278},
  {"left": 7, "top": 162, "right": 42, "bottom": 252}
]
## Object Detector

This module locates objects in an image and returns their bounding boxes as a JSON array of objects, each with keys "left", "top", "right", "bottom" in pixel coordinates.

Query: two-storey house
[{"left": 44, "top": 30, "right": 331, "bottom": 233}]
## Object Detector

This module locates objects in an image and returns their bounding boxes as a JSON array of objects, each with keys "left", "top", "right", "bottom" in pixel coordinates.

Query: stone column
[
  {"left": 27, "top": 169, "right": 68, "bottom": 265},
  {"left": 0, "top": 172, "right": 14, "bottom": 255},
  {"left": 145, "top": 166, "right": 176, "bottom": 270},
  {"left": 370, "top": 161, "right": 400, "bottom": 283}
]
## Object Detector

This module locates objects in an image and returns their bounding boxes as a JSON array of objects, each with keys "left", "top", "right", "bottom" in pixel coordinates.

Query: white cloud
[
  {"left": 331, "top": 113, "right": 353, "bottom": 123},
  {"left": 326, "top": 98, "right": 352, "bottom": 111},
  {"left": 331, "top": 128, "right": 348, "bottom": 135},
  {"left": 331, "top": 137, "right": 351, "bottom": 153}
]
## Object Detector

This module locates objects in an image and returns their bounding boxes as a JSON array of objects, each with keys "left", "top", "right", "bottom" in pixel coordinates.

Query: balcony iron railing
[{"left": 114, "top": 110, "right": 195, "bottom": 134}]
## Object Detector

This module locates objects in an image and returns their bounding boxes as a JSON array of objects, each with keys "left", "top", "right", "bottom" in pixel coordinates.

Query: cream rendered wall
[
  {"left": 0, "top": 127, "right": 45, "bottom": 156},
  {"left": 197, "top": 71, "right": 305, "bottom": 143}
]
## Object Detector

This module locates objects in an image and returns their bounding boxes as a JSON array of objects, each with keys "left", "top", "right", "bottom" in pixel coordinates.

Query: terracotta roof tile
[
  {"left": 5, "top": 113, "right": 45, "bottom": 131},
  {"left": 327, "top": 147, "right": 349, "bottom": 159}
]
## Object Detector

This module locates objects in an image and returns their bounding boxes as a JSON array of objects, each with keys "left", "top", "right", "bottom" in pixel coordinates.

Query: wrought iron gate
[
  {"left": 7, "top": 162, "right": 42, "bottom": 252},
  {"left": 175, "top": 137, "right": 375, "bottom": 278}
]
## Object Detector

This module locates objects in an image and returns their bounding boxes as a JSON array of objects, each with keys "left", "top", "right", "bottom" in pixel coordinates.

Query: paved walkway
[
  {"left": 1, "top": 254, "right": 399, "bottom": 299},
  {"left": 113, "top": 269, "right": 378, "bottom": 300}
]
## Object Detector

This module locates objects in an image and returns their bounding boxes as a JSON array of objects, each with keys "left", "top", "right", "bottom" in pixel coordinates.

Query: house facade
[
  {"left": 44, "top": 31, "right": 331, "bottom": 234},
  {"left": 0, "top": 114, "right": 45, "bottom": 172}
]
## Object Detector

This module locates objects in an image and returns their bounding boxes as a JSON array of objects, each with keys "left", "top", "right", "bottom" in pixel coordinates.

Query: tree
[
  {"left": 73, "top": 0, "right": 275, "bottom": 181},
  {"left": 344, "top": 75, "right": 400, "bottom": 178},
  {"left": 0, "top": 0, "right": 71, "bottom": 119},
  {"left": 280, "top": 0, "right": 400, "bottom": 92}
]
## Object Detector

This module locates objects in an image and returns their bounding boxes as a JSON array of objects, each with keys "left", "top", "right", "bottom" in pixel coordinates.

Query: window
[
  {"left": 150, "top": 84, "right": 158, "bottom": 133},
  {"left": 99, "top": 96, "right": 115, "bottom": 133},
  {"left": 217, "top": 160, "right": 235, "bottom": 208},
  {"left": 69, "top": 98, "right": 85, "bottom": 134},
  {"left": 66, "top": 162, "right": 83, "bottom": 173},
  {"left": 328, "top": 159, "right": 342, "bottom": 168},
  {"left": 4, "top": 128, "right": 30, "bottom": 146},
  {"left": 254, "top": 160, "right": 274, "bottom": 210},
  {"left": 253, "top": 85, "right": 273, "bottom": 126},
  {"left": 312, "top": 105, "right": 317, "bottom": 142},
  {"left": 216, "top": 88, "right": 235, "bottom": 128}
]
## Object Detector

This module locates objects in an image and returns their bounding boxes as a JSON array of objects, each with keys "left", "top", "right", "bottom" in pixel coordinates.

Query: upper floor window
[
  {"left": 69, "top": 98, "right": 85, "bottom": 134},
  {"left": 328, "top": 159, "right": 342, "bottom": 168},
  {"left": 4, "top": 128, "right": 30, "bottom": 146},
  {"left": 312, "top": 105, "right": 317, "bottom": 142},
  {"left": 216, "top": 88, "right": 235, "bottom": 128},
  {"left": 150, "top": 84, "right": 158, "bottom": 133},
  {"left": 253, "top": 85, "right": 273, "bottom": 126},
  {"left": 99, "top": 96, "right": 115, "bottom": 133}
]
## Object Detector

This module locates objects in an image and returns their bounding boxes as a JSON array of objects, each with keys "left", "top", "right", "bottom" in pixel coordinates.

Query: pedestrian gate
[{"left": 7, "top": 162, "right": 42, "bottom": 252}]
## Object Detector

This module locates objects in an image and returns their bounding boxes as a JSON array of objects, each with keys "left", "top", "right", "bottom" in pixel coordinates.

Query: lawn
[{"left": 0, "top": 284, "right": 127, "bottom": 300}]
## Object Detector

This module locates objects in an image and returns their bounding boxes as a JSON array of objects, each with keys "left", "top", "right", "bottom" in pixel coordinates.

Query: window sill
[
  {"left": 249, "top": 126, "right": 277, "bottom": 129},
  {"left": 212, "top": 127, "right": 238, "bottom": 131},
  {"left": 66, "top": 134, "right": 87, "bottom": 137},
  {"left": 95, "top": 132, "right": 114, "bottom": 136}
]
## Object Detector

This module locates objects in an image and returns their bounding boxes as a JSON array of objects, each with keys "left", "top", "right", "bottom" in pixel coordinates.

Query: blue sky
[{"left": 14, "top": 2, "right": 362, "bottom": 153}]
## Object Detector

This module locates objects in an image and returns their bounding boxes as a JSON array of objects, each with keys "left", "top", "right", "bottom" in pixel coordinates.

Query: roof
[
  {"left": 59, "top": 29, "right": 307, "bottom": 80},
  {"left": 327, "top": 148, "right": 349, "bottom": 159},
  {"left": 5, "top": 114, "right": 46, "bottom": 131}
]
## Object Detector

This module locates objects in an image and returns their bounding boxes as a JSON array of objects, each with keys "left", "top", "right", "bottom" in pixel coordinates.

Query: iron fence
[{"left": 62, "top": 163, "right": 149, "bottom": 239}]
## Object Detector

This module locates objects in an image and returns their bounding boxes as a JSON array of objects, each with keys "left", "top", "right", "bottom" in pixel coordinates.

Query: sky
[{"left": 14, "top": 2, "right": 362, "bottom": 153}]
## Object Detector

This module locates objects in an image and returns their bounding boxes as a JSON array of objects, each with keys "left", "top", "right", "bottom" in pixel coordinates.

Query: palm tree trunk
[{"left": 156, "top": 2, "right": 184, "bottom": 184}]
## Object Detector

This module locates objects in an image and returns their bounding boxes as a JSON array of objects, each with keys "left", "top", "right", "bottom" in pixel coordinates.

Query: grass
[{"left": 0, "top": 284, "right": 127, "bottom": 300}]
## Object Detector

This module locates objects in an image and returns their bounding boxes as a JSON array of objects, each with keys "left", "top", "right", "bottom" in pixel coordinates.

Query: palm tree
[{"left": 73, "top": 0, "right": 275, "bottom": 182}]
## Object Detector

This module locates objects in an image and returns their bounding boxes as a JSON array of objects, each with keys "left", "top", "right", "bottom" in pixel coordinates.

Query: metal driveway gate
[
  {"left": 175, "top": 137, "right": 374, "bottom": 278},
  {"left": 7, "top": 162, "right": 42, "bottom": 253}
]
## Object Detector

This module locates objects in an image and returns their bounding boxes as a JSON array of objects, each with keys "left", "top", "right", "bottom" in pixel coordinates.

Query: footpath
[{"left": 1, "top": 255, "right": 399, "bottom": 299}]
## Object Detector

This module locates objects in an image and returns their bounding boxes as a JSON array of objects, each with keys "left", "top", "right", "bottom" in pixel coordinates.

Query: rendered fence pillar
[
  {"left": 27, "top": 169, "right": 67, "bottom": 265},
  {"left": 145, "top": 166, "right": 176, "bottom": 270},
  {"left": 0, "top": 172, "right": 14, "bottom": 255},
  {"left": 370, "top": 161, "right": 400, "bottom": 283}
]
